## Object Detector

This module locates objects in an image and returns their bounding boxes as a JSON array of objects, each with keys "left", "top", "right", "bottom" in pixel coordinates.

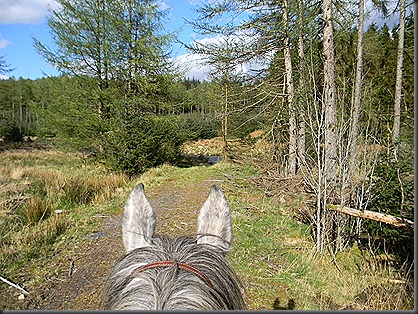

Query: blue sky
[
  {"left": 0, "top": 0, "right": 206, "bottom": 80},
  {"left": 0, "top": 0, "right": 404, "bottom": 81}
]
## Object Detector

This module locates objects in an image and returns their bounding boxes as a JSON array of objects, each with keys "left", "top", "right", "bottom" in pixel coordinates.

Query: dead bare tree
[
  {"left": 348, "top": 0, "right": 365, "bottom": 177},
  {"left": 296, "top": 0, "right": 306, "bottom": 172},
  {"left": 391, "top": 0, "right": 406, "bottom": 161},
  {"left": 283, "top": 0, "right": 297, "bottom": 176}
]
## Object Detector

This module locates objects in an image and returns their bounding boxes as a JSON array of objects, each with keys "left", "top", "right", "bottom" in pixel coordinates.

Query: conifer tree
[{"left": 34, "top": 0, "right": 173, "bottom": 120}]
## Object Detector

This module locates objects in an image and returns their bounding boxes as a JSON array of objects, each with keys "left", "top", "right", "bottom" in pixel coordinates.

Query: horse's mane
[{"left": 101, "top": 236, "right": 246, "bottom": 310}]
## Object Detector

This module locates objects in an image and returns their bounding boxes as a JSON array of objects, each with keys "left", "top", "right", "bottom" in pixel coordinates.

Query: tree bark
[
  {"left": 296, "top": 0, "right": 306, "bottom": 170},
  {"left": 348, "top": 0, "right": 364, "bottom": 175},
  {"left": 283, "top": 0, "right": 297, "bottom": 176},
  {"left": 222, "top": 80, "right": 228, "bottom": 152},
  {"left": 391, "top": 0, "right": 406, "bottom": 161},
  {"left": 322, "top": 0, "right": 338, "bottom": 185}
]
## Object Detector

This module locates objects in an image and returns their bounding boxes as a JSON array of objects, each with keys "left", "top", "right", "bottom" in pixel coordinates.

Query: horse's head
[{"left": 101, "top": 184, "right": 246, "bottom": 310}]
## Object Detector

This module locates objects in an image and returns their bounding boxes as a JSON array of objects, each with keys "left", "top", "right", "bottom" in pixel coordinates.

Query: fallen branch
[
  {"left": 327, "top": 204, "right": 414, "bottom": 232},
  {"left": 388, "top": 279, "right": 408, "bottom": 285},
  {"left": 0, "top": 275, "right": 29, "bottom": 295}
]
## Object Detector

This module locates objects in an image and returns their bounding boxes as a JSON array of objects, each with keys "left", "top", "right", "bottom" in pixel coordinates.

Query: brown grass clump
[
  {"left": 91, "top": 173, "right": 128, "bottom": 203},
  {"left": 353, "top": 280, "right": 414, "bottom": 310},
  {"left": 9, "top": 166, "right": 27, "bottom": 180},
  {"left": 16, "top": 214, "right": 69, "bottom": 248},
  {"left": 248, "top": 129, "right": 265, "bottom": 139},
  {"left": 61, "top": 173, "right": 128, "bottom": 205},
  {"left": 23, "top": 196, "right": 53, "bottom": 225},
  {"left": 62, "top": 176, "right": 96, "bottom": 205},
  {"left": 5, "top": 167, "right": 128, "bottom": 207},
  {"left": 26, "top": 168, "right": 65, "bottom": 198}
]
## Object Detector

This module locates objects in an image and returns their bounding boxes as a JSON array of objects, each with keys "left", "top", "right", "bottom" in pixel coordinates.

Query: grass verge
[{"left": 0, "top": 149, "right": 129, "bottom": 309}]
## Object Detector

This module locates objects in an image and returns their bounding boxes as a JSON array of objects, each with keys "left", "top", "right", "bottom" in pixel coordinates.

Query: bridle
[{"left": 130, "top": 261, "right": 214, "bottom": 288}]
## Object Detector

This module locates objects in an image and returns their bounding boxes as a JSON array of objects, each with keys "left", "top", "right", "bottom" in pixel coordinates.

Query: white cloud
[
  {"left": 0, "top": 0, "right": 60, "bottom": 24},
  {"left": 188, "top": 0, "right": 201, "bottom": 5},
  {"left": 174, "top": 52, "right": 211, "bottom": 81},
  {"left": 193, "top": 35, "right": 225, "bottom": 46},
  {"left": 174, "top": 50, "right": 271, "bottom": 82},
  {"left": 0, "top": 35, "right": 10, "bottom": 49},
  {"left": 175, "top": 33, "right": 272, "bottom": 81},
  {"left": 157, "top": 0, "right": 170, "bottom": 11}
]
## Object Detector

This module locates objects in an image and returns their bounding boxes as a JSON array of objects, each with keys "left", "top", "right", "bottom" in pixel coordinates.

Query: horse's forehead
[{"left": 122, "top": 236, "right": 199, "bottom": 260}]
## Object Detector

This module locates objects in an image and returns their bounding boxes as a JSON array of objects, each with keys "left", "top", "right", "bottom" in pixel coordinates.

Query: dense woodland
[{"left": 0, "top": 0, "right": 414, "bottom": 258}]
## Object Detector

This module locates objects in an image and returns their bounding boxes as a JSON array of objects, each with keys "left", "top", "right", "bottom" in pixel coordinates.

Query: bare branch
[
  {"left": 0, "top": 276, "right": 29, "bottom": 295},
  {"left": 327, "top": 204, "right": 414, "bottom": 232}
]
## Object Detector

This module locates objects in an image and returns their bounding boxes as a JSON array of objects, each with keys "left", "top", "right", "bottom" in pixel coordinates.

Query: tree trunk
[
  {"left": 19, "top": 102, "right": 23, "bottom": 133},
  {"left": 313, "top": 0, "right": 338, "bottom": 254},
  {"left": 392, "top": 0, "right": 406, "bottom": 161},
  {"left": 296, "top": 0, "right": 306, "bottom": 170},
  {"left": 348, "top": 0, "right": 364, "bottom": 176},
  {"left": 283, "top": 0, "right": 297, "bottom": 176},
  {"left": 222, "top": 81, "right": 228, "bottom": 153},
  {"left": 322, "top": 0, "right": 338, "bottom": 188},
  {"left": 94, "top": 0, "right": 108, "bottom": 120}
]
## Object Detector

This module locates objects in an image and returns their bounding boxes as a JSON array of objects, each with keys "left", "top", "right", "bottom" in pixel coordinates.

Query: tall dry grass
[
  {"left": 22, "top": 196, "right": 53, "bottom": 224},
  {"left": 3, "top": 166, "right": 128, "bottom": 207},
  {"left": 284, "top": 246, "right": 414, "bottom": 310},
  {"left": 61, "top": 173, "right": 128, "bottom": 205},
  {"left": 0, "top": 149, "right": 129, "bottom": 291}
]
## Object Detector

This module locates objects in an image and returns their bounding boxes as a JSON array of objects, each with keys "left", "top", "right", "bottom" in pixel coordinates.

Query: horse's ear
[
  {"left": 122, "top": 184, "right": 156, "bottom": 252},
  {"left": 197, "top": 185, "right": 232, "bottom": 252}
]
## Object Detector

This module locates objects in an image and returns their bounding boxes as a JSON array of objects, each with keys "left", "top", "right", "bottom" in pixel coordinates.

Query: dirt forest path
[{"left": 40, "top": 174, "right": 224, "bottom": 310}]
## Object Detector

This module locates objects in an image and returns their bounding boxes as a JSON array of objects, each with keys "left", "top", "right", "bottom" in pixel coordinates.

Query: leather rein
[{"left": 130, "top": 261, "right": 213, "bottom": 288}]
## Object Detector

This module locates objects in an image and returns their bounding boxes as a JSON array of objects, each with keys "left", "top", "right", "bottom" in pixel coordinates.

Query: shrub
[
  {"left": 103, "top": 113, "right": 185, "bottom": 176},
  {"left": 0, "top": 119, "right": 23, "bottom": 143},
  {"left": 176, "top": 112, "right": 220, "bottom": 140},
  {"left": 362, "top": 148, "right": 414, "bottom": 260}
]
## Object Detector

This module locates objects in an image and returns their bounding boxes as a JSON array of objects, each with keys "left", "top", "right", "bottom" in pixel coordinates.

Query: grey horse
[{"left": 101, "top": 183, "right": 246, "bottom": 310}]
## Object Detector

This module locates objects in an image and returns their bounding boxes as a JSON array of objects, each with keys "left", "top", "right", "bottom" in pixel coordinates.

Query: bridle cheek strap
[{"left": 130, "top": 261, "right": 214, "bottom": 288}]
